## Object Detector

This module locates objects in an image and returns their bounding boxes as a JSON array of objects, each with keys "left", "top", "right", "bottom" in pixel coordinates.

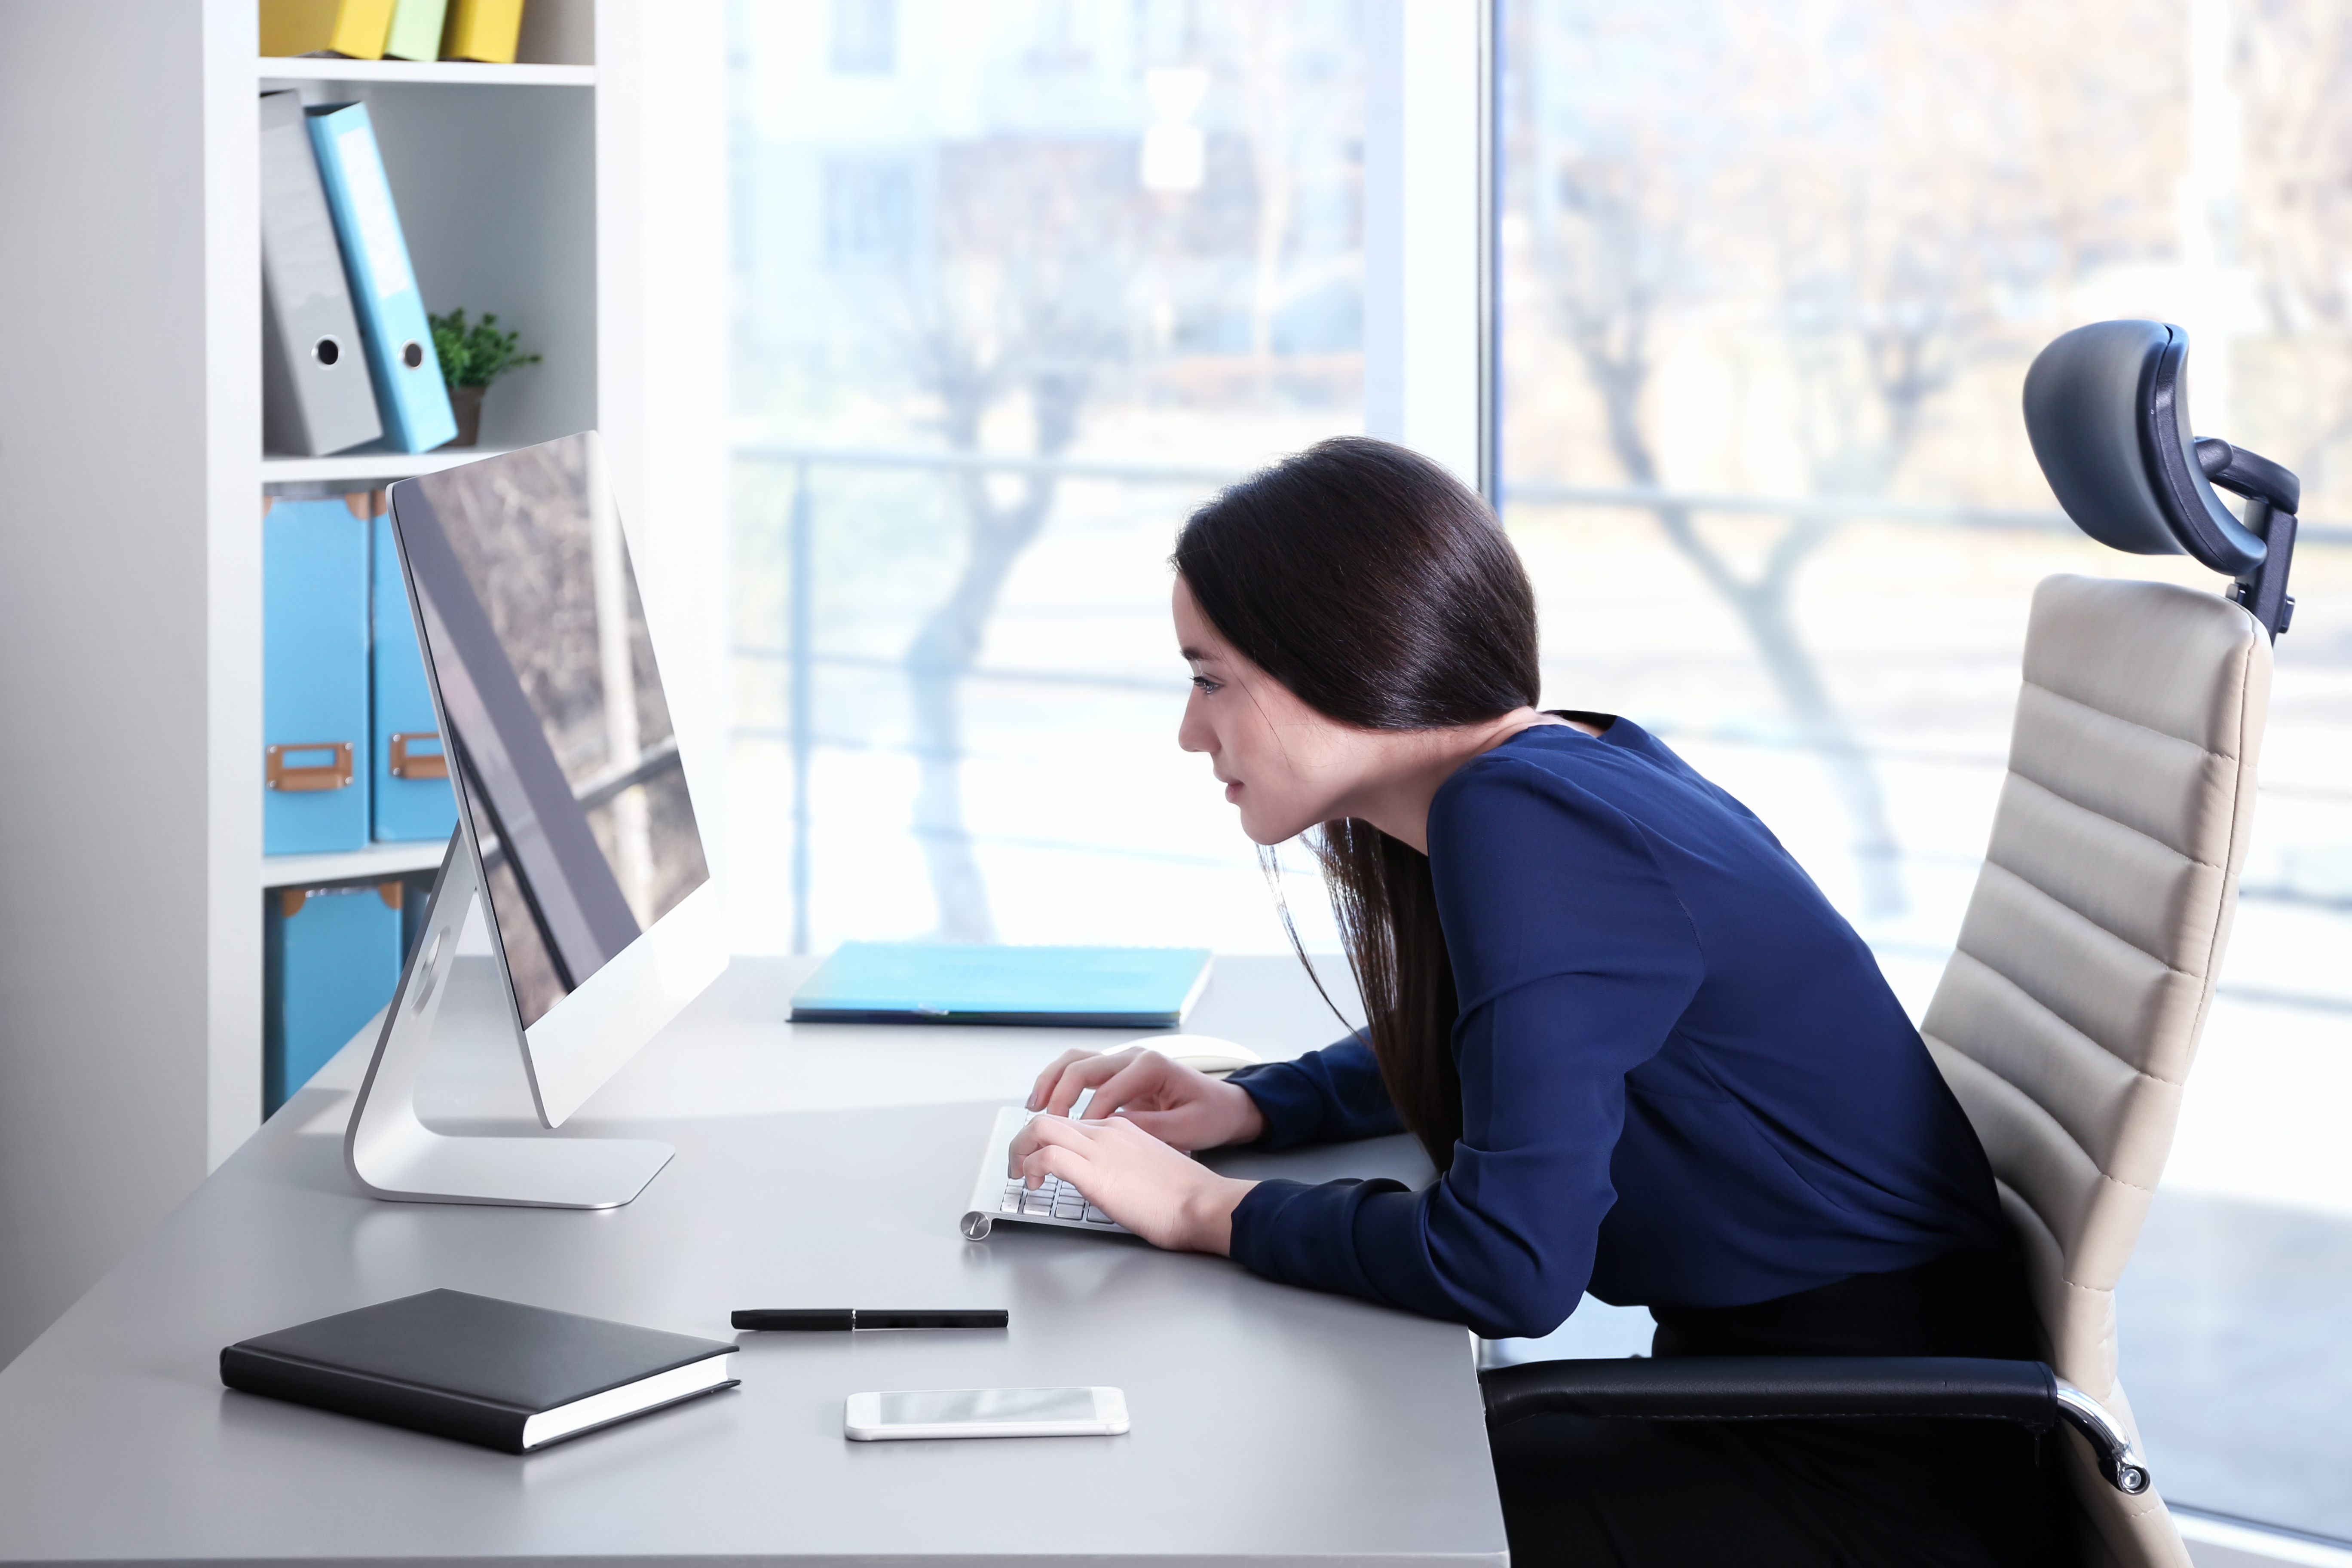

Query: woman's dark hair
[{"left": 1172, "top": 435, "right": 1540, "bottom": 1168}]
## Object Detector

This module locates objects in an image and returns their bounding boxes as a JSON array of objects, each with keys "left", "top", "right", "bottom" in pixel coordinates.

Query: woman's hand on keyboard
[
  {"left": 1026, "top": 1047, "right": 1265, "bottom": 1152},
  {"left": 1008, "top": 1113, "right": 1257, "bottom": 1255}
]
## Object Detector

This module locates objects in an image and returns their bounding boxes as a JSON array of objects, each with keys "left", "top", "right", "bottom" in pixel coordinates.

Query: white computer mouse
[{"left": 1129, "top": 1033, "right": 1264, "bottom": 1079}]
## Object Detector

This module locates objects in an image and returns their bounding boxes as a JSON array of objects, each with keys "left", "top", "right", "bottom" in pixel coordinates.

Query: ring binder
[
  {"left": 260, "top": 91, "right": 383, "bottom": 457},
  {"left": 307, "top": 102, "right": 458, "bottom": 454}
]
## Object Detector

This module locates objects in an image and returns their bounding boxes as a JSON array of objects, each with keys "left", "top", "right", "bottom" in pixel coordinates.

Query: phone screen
[{"left": 878, "top": 1386, "right": 1099, "bottom": 1426}]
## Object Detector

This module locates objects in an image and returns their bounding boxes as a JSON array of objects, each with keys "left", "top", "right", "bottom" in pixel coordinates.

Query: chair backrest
[{"left": 1920, "top": 573, "right": 2270, "bottom": 1568}]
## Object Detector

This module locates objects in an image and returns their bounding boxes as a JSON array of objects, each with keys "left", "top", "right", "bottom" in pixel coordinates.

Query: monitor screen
[{"left": 392, "top": 434, "right": 709, "bottom": 1027}]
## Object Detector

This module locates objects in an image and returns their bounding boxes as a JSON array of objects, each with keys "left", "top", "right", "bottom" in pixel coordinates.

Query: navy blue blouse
[{"left": 1225, "top": 718, "right": 2006, "bottom": 1341}]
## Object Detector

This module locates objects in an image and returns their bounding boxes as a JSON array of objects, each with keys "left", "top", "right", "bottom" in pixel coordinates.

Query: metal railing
[
  {"left": 737, "top": 444, "right": 1252, "bottom": 950},
  {"left": 735, "top": 443, "right": 2352, "bottom": 975}
]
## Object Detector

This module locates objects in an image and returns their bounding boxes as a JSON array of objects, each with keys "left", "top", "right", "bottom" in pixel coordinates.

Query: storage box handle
[
  {"left": 274, "top": 879, "right": 404, "bottom": 920},
  {"left": 389, "top": 732, "right": 447, "bottom": 780},
  {"left": 266, "top": 741, "right": 353, "bottom": 792}
]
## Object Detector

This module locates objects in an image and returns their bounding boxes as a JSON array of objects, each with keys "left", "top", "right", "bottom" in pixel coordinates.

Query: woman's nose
[{"left": 1176, "top": 698, "right": 1209, "bottom": 753}]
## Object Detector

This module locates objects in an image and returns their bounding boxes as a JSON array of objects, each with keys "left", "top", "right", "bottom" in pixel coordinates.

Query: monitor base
[
  {"left": 344, "top": 836, "right": 675, "bottom": 1210},
  {"left": 349, "top": 1129, "right": 674, "bottom": 1211}
]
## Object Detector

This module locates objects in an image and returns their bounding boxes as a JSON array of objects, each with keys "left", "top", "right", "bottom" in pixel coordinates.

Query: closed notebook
[
  {"left": 220, "top": 1289, "right": 738, "bottom": 1454},
  {"left": 789, "top": 942, "right": 1213, "bottom": 1027}
]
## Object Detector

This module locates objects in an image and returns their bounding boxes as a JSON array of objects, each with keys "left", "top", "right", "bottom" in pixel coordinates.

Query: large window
[
  {"left": 731, "top": 0, "right": 2351, "bottom": 1541},
  {"left": 1500, "top": 0, "right": 2352, "bottom": 1537},
  {"left": 729, "top": 0, "right": 1367, "bottom": 957}
]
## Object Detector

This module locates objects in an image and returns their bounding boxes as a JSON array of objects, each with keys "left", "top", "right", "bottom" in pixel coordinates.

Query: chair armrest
[{"left": 1479, "top": 1356, "right": 2150, "bottom": 1495}]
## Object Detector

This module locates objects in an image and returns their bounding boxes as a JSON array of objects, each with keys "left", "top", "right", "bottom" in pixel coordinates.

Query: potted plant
[{"left": 427, "top": 309, "right": 542, "bottom": 447}]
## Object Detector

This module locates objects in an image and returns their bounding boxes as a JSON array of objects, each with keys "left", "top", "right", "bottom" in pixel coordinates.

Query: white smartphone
[{"left": 843, "top": 1385, "right": 1130, "bottom": 1441}]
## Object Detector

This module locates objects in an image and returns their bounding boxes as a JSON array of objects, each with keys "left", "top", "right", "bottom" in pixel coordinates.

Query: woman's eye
[{"left": 1190, "top": 675, "right": 1221, "bottom": 695}]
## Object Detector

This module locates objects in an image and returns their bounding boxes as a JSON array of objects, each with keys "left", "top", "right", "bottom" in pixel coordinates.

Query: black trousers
[{"left": 1489, "top": 1251, "right": 2081, "bottom": 1567}]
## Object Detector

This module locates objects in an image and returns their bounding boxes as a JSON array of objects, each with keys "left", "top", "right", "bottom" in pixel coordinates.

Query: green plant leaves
[{"left": 427, "top": 308, "right": 542, "bottom": 389}]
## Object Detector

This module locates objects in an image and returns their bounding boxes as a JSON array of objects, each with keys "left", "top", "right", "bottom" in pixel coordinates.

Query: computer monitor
[{"left": 344, "top": 432, "right": 726, "bottom": 1208}]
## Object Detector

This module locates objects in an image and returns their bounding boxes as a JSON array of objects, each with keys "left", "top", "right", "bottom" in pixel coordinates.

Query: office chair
[{"left": 1482, "top": 319, "right": 2298, "bottom": 1568}]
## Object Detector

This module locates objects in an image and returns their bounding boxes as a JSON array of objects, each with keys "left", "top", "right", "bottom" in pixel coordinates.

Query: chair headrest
[{"left": 2022, "top": 320, "right": 2275, "bottom": 578}]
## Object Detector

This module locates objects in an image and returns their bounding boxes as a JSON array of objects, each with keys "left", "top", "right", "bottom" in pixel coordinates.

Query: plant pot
[{"left": 448, "top": 384, "right": 485, "bottom": 447}]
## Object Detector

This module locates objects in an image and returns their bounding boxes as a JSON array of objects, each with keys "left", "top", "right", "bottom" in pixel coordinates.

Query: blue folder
[
  {"left": 306, "top": 102, "right": 457, "bottom": 453},
  {"left": 264, "top": 881, "right": 402, "bottom": 1117},
  {"left": 263, "top": 496, "right": 371, "bottom": 855},
  {"left": 788, "top": 943, "right": 1214, "bottom": 1027},
  {"left": 371, "top": 511, "right": 459, "bottom": 842}
]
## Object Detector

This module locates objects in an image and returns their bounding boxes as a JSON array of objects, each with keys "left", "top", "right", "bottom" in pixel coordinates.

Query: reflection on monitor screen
[{"left": 397, "top": 434, "right": 709, "bottom": 1027}]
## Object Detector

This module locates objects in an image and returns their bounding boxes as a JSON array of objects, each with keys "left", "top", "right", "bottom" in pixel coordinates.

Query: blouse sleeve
[
  {"left": 1225, "top": 760, "right": 1705, "bottom": 1340},
  {"left": 1225, "top": 1038, "right": 1403, "bottom": 1148}
]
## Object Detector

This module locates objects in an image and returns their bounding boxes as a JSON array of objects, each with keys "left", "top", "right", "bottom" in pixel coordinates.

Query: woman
[{"left": 1009, "top": 437, "right": 2072, "bottom": 1565}]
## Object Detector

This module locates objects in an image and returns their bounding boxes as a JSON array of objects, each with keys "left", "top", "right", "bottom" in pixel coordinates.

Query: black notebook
[{"left": 220, "top": 1289, "right": 739, "bottom": 1453}]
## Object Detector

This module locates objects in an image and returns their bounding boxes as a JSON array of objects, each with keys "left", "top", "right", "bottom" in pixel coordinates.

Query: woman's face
[{"left": 1173, "top": 576, "right": 1373, "bottom": 845}]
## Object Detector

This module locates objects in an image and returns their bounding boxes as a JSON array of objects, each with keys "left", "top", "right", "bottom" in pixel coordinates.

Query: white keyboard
[
  {"left": 998, "top": 1173, "right": 1118, "bottom": 1227},
  {"left": 959, "top": 1106, "right": 1132, "bottom": 1240}
]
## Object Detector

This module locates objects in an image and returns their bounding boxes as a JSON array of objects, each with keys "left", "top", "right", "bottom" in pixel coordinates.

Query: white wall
[{"left": 0, "top": 0, "right": 239, "bottom": 1369}]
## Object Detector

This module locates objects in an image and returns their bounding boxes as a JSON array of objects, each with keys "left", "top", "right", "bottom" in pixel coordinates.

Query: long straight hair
[{"left": 1173, "top": 437, "right": 1540, "bottom": 1168}]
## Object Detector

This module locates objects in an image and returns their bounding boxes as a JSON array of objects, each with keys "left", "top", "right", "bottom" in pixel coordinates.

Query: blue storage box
[
  {"left": 263, "top": 880, "right": 403, "bottom": 1118},
  {"left": 263, "top": 495, "right": 371, "bottom": 854},
  {"left": 371, "top": 510, "right": 459, "bottom": 842}
]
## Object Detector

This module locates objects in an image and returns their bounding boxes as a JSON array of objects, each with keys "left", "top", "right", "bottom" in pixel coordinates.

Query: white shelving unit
[
  {"left": 256, "top": 21, "right": 602, "bottom": 898},
  {"left": 257, "top": 57, "right": 597, "bottom": 86},
  {"left": 256, "top": 840, "right": 452, "bottom": 890},
  {"left": 260, "top": 444, "right": 520, "bottom": 485},
  {"left": 0, "top": 0, "right": 728, "bottom": 1367}
]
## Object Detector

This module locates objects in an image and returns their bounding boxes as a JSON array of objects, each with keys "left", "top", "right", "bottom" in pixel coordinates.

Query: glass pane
[
  {"left": 1503, "top": 0, "right": 2352, "bottom": 1538},
  {"left": 728, "top": 0, "right": 1366, "bottom": 959}
]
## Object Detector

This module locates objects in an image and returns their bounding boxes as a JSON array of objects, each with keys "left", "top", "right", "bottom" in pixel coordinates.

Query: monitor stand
[{"left": 344, "top": 838, "right": 674, "bottom": 1209}]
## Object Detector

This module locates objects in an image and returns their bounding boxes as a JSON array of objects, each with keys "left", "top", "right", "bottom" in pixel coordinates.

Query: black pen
[{"left": 731, "top": 1308, "right": 1009, "bottom": 1331}]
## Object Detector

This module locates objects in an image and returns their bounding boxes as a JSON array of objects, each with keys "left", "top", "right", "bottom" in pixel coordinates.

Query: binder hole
[
  {"left": 400, "top": 340, "right": 425, "bottom": 369},
  {"left": 312, "top": 337, "right": 341, "bottom": 366}
]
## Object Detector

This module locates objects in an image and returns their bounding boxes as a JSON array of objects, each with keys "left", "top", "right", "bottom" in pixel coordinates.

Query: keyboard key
[{"left": 1083, "top": 1206, "right": 1112, "bottom": 1224}]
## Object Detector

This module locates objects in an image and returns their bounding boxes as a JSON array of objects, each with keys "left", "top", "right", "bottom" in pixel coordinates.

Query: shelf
[
  {"left": 257, "top": 57, "right": 594, "bottom": 87},
  {"left": 262, "top": 445, "right": 515, "bottom": 486},
  {"left": 261, "top": 840, "right": 450, "bottom": 889}
]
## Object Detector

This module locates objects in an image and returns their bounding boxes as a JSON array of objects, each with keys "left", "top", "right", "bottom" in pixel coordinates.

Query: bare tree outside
[
  {"left": 890, "top": 141, "right": 1144, "bottom": 940},
  {"left": 732, "top": 3, "right": 1367, "bottom": 944},
  {"left": 1514, "top": 10, "right": 1925, "bottom": 914},
  {"left": 1509, "top": 0, "right": 2191, "bottom": 919}
]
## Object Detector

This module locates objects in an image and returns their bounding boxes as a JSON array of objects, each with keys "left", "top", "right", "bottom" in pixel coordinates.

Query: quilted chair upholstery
[{"left": 1921, "top": 573, "right": 2272, "bottom": 1568}]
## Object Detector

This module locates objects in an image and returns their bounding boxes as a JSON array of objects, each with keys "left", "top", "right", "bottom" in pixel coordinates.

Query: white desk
[{"left": 0, "top": 955, "right": 1505, "bottom": 1565}]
